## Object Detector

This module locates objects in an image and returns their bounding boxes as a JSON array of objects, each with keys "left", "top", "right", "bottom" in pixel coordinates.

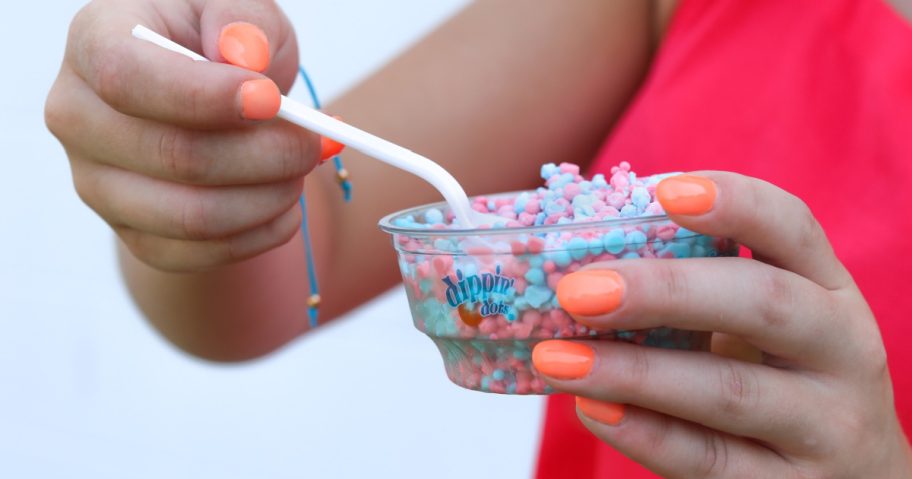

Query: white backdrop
[{"left": 0, "top": 1, "right": 544, "bottom": 478}]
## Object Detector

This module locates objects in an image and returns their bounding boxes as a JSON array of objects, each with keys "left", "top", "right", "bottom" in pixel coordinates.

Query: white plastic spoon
[{"left": 132, "top": 24, "right": 498, "bottom": 228}]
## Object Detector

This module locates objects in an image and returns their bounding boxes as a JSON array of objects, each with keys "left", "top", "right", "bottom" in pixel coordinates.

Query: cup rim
[{"left": 378, "top": 190, "right": 671, "bottom": 237}]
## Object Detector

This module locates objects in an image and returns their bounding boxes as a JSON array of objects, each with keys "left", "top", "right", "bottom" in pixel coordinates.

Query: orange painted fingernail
[
  {"left": 320, "top": 117, "right": 346, "bottom": 162},
  {"left": 656, "top": 174, "right": 717, "bottom": 215},
  {"left": 556, "top": 270, "right": 625, "bottom": 317},
  {"left": 219, "top": 22, "right": 271, "bottom": 72},
  {"left": 532, "top": 340, "right": 594, "bottom": 380},
  {"left": 320, "top": 137, "right": 345, "bottom": 163},
  {"left": 576, "top": 396, "right": 625, "bottom": 426},
  {"left": 239, "top": 79, "right": 280, "bottom": 120}
]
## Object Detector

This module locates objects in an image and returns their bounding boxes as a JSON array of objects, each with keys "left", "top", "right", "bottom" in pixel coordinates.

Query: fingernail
[
  {"left": 532, "top": 340, "right": 594, "bottom": 380},
  {"left": 320, "top": 117, "right": 346, "bottom": 163},
  {"left": 219, "top": 22, "right": 271, "bottom": 72},
  {"left": 239, "top": 79, "right": 280, "bottom": 120},
  {"left": 576, "top": 396, "right": 625, "bottom": 426},
  {"left": 556, "top": 270, "right": 625, "bottom": 317},
  {"left": 656, "top": 174, "right": 717, "bottom": 215}
]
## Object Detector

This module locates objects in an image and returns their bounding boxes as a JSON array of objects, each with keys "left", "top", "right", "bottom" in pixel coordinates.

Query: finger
[
  {"left": 557, "top": 258, "right": 844, "bottom": 367},
  {"left": 117, "top": 204, "right": 302, "bottom": 272},
  {"left": 656, "top": 172, "right": 853, "bottom": 290},
  {"left": 72, "top": 159, "right": 303, "bottom": 240},
  {"left": 575, "top": 401, "right": 794, "bottom": 478},
  {"left": 67, "top": 4, "right": 281, "bottom": 128},
  {"left": 533, "top": 340, "right": 826, "bottom": 451},
  {"left": 52, "top": 74, "right": 319, "bottom": 186},
  {"left": 198, "top": 0, "right": 300, "bottom": 87}
]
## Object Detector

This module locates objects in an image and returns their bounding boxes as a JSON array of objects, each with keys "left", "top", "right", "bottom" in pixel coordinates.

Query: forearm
[{"left": 123, "top": 0, "right": 657, "bottom": 360}]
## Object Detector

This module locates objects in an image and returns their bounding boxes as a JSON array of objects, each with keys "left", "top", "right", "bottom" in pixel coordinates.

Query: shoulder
[{"left": 654, "top": 0, "right": 680, "bottom": 44}]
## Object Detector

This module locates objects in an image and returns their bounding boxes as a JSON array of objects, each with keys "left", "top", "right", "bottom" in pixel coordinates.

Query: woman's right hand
[{"left": 45, "top": 0, "right": 321, "bottom": 272}]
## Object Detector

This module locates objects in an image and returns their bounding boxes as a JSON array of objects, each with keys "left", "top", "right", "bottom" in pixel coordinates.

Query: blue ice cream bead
[
  {"left": 568, "top": 236, "right": 589, "bottom": 260},
  {"left": 588, "top": 237, "right": 604, "bottom": 256},
  {"left": 460, "top": 262, "right": 478, "bottom": 277},
  {"left": 549, "top": 173, "right": 574, "bottom": 189},
  {"left": 492, "top": 369, "right": 505, "bottom": 381},
  {"left": 602, "top": 228, "right": 626, "bottom": 254},
  {"left": 666, "top": 242, "right": 692, "bottom": 258},
  {"left": 572, "top": 193, "right": 595, "bottom": 207},
  {"left": 434, "top": 238, "right": 454, "bottom": 252},
  {"left": 620, "top": 204, "right": 638, "bottom": 217},
  {"left": 487, "top": 199, "right": 496, "bottom": 211},
  {"left": 545, "top": 201, "right": 566, "bottom": 216},
  {"left": 524, "top": 267, "right": 545, "bottom": 285},
  {"left": 481, "top": 376, "right": 491, "bottom": 392},
  {"left": 674, "top": 226, "right": 695, "bottom": 238},
  {"left": 513, "top": 297, "right": 529, "bottom": 311},
  {"left": 424, "top": 207, "right": 444, "bottom": 225},
  {"left": 524, "top": 285, "right": 554, "bottom": 308},
  {"left": 513, "top": 192, "right": 530, "bottom": 214},
  {"left": 540, "top": 163, "right": 560, "bottom": 180},
  {"left": 550, "top": 249, "right": 572, "bottom": 267},
  {"left": 528, "top": 254, "right": 545, "bottom": 268},
  {"left": 535, "top": 212, "right": 547, "bottom": 225},
  {"left": 631, "top": 186, "right": 650, "bottom": 210},
  {"left": 622, "top": 252, "right": 641, "bottom": 259},
  {"left": 513, "top": 349, "right": 531, "bottom": 360},
  {"left": 592, "top": 173, "right": 608, "bottom": 188},
  {"left": 572, "top": 194, "right": 597, "bottom": 217},
  {"left": 393, "top": 216, "right": 415, "bottom": 228},
  {"left": 625, "top": 230, "right": 648, "bottom": 249}
]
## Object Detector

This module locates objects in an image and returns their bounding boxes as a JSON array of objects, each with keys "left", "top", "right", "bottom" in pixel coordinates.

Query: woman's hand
[
  {"left": 533, "top": 172, "right": 912, "bottom": 478},
  {"left": 45, "top": 0, "right": 320, "bottom": 272}
]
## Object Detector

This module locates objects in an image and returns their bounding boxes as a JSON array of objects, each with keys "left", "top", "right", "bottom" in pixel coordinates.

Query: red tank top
[{"left": 535, "top": 1, "right": 912, "bottom": 477}]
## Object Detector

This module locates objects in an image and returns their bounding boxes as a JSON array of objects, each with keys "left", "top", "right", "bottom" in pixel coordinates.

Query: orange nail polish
[
  {"left": 532, "top": 340, "right": 594, "bottom": 380},
  {"left": 219, "top": 22, "right": 271, "bottom": 72},
  {"left": 576, "top": 396, "right": 625, "bottom": 426},
  {"left": 556, "top": 270, "right": 624, "bottom": 317},
  {"left": 320, "top": 117, "right": 346, "bottom": 162},
  {"left": 656, "top": 175, "right": 717, "bottom": 215},
  {"left": 240, "top": 79, "right": 280, "bottom": 120},
  {"left": 320, "top": 137, "right": 345, "bottom": 163}
]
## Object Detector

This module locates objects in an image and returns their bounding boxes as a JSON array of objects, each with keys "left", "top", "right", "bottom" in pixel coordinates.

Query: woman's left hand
[{"left": 532, "top": 172, "right": 912, "bottom": 478}]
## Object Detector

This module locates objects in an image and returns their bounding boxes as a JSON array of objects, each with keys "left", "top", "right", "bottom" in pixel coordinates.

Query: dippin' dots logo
[{"left": 441, "top": 266, "right": 515, "bottom": 318}]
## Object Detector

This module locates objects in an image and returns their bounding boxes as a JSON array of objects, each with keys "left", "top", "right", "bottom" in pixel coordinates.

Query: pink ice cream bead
[
  {"left": 656, "top": 224, "right": 677, "bottom": 241},
  {"left": 546, "top": 272, "right": 564, "bottom": 290},
  {"left": 563, "top": 183, "right": 581, "bottom": 200},
  {"left": 522, "top": 310, "right": 542, "bottom": 326},
  {"left": 518, "top": 212, "right": 537, "bottom": 225},
  {"left": 542, "top": 260, "right": 556, "bottom": 273},
  {"left": 559, "top": 162, "right": 580, "bottom": 175},
  {"left": 432, "top": 256, "right": 453, "bottom": 274}
]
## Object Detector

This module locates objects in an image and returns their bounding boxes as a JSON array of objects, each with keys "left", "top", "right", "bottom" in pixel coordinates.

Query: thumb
[{"left": 199, "top": 0, "right": 300, "bottom": 92}]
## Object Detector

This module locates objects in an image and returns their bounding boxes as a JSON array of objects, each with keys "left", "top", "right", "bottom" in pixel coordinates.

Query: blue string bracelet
[{"left": 297, "top": 65, "right": 351, "bottom": 328}]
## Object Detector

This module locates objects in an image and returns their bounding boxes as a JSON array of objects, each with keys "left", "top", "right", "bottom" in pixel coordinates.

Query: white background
[{"left": 0, "top": 1, "right": 545, "bottom": 477}]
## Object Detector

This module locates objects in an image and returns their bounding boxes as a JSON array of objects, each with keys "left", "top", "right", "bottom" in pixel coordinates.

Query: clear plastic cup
[{"left": 379, "top": 192, "right": 738, "bottom": 394}]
